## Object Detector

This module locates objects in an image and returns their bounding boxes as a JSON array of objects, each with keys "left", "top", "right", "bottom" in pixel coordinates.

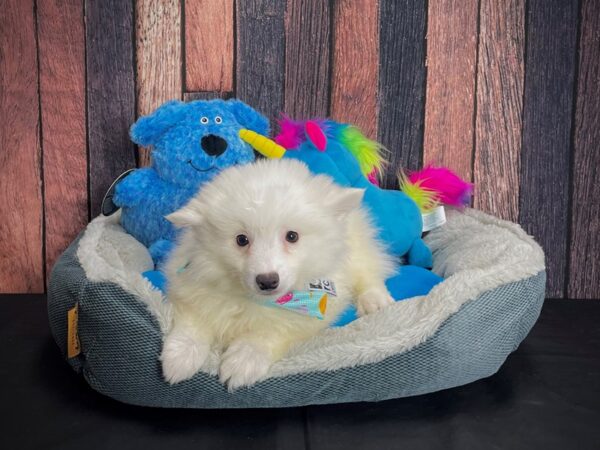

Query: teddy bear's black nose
[{"left": 201, "top": 134, "right": 228, "bottom": 156}]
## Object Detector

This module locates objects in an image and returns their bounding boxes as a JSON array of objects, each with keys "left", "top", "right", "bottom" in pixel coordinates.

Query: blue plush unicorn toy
[
  {"left": 239, "top": 118, "right": 433, "bottom": 268},
  {"left": 113, "top": 99, "right": 269, "bottom": 264}
]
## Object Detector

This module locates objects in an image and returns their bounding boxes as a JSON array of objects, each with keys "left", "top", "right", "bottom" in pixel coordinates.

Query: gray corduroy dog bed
[{"left": 47, "top": 208, "right": 545, "bottom": 408}]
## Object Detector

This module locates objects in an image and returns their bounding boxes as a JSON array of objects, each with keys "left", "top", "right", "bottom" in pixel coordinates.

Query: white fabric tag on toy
[
  {"left": 422, "top": 206, "right": 446, "bottom": 232},
  {"left": 261, "top": 279, "right": 336, "bottom": 319}
]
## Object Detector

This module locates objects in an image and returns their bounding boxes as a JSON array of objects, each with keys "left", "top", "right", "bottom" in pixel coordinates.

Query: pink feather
[
  {"left": 274, "top": 117, "right": 305, "bottom": 149},
  {"left": 366, "top": 169, "right": 380, "bottom": 186},
  {"left": 408, "top": 165, "right": 473, "bottom": 207}
]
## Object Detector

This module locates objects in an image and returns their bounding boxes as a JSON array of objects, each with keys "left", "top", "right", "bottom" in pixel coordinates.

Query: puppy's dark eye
[
  {"left": 285, "top": 231, "right": 299, "bottom": 243},
  {"left": 200, "top": 116, "right": 209, "bottom": 124},
  {"left": 214, "top": 116, "right": 223, "bottom": 124},
  {"left": 236, "top": 234, "right": 249, "bottom": 247}
]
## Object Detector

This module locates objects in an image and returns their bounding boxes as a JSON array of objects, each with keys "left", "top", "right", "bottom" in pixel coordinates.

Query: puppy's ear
[
  {"left": 328, "top": 187, "right": 365, "bottom": 217},
  {"left": 166, "top": 200, "right": 203, "bottom": 227}
]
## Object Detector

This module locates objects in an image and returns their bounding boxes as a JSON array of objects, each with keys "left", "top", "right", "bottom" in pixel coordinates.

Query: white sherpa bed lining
[{"left": 77, "top": 209, "right": 545, "bottom": 378}]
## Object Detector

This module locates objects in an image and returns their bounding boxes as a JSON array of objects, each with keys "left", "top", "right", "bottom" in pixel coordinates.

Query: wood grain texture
[
  {"left": 520, "top": 0, "right": 579, "bottom": 298},
  {"left": 185, "top": 0, "right": 233, "bottom": 93},
  {"left": 568, "top": 0, "right": 600, "bottom": 299},
  {"left": 37, "top": 0, "right": 87, "bottom": 278},
  {"left": 236, "top": 0, "right": 286, "bottom": 129},
  {"left": 378, "top": 0, "right": 427, "bottom": 188},
  {"left": 423, "top": 0, "right": 479, "bottom": 180},
  {"left": 0, "top": 0, "right": 43, "bottom": 293},
  {"left": 284, "top": 0, "right": 331, "bottom": 118},
  {"left": 183, "top": 92, "right": 232, "bottom": 101},
  {"left": 136, "top": 0, "right": 182, "bottom": 167},
  {"left": 474, "top": 0, "right": 525, "bottom": 222},
  {"left": 330, "top": 0, "right": 378, "bottom": 139},
  {"left": 86, "top": 0, "right": 136, "bottom": 217}
]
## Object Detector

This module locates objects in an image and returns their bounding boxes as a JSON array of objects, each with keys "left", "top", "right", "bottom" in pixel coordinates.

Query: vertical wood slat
[
  {"left": 236, "top": 0, "right": 286, "bottom": 128},
  {"left": 86, "top": 0, "right": 137, "bottom": 217},
  {"left": 37, "top": 0, "right": 88, "bottom": 278},
  {"left": 520, "top": 0, "right": 579, "bottom": 298},
  {"left": 185, "top": 0, "right": 233, "bottom": 93},
  {"left": 284, "top": 0, "right": 331, "bottom": 118},
  {"left": 184, "top": 92, "right": 232, "bottom": 101},
  {"left": 0, "top": 0, "right": 43, "bottom": 293},
  {"left": 136, "top": 0, "right": 182, "bottom": 167},
  {"left": 378, "top": 0, "right": 427, "bottom": 187},
  {"left": 568, "top": 0, "right": 600, "bottom": 299},
  {"left": 330, "top": 0, "right": 379, "bottom": 139},
  {"left": 474, "top": 0, "right": 525, "bottom": 222},
  {"left": 423, "top": 0, "right": 479, "bottom": 180}
]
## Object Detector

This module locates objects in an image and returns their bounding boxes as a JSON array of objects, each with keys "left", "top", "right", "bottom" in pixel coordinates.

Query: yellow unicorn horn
[{"left": 239, "top": 129, "right": 286, "bottom": 159}]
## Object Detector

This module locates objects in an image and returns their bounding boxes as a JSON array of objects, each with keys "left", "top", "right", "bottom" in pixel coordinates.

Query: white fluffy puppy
[{"left": 161, "top": 159, "right": 395, "bottom": 390}]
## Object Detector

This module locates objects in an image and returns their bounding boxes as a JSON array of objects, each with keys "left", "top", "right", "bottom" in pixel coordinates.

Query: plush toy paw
[
  {"left": 149, "top": 239, "right": 174, "bottom": 265},
  {"left": 219, "top": 340, "right": 271, "bottom": 391},
  {"left": 356, "top": 287, "right": 395, "bottom": 316},
  {"left": 160, "top": 330, "right": 210, "bottom": 384}
]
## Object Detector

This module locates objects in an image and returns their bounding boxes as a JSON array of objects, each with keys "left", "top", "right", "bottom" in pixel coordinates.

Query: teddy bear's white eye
[
  {"left": 200, "top": 116, "right": 209, "bottom": 124},
  {"left": 214, "top": 116, "right": 223, "bottom": 124}
]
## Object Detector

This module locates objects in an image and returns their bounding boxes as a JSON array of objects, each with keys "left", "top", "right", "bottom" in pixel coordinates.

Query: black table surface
[{"left": 0, "top": 295, "right": 599, "bottom": 450}]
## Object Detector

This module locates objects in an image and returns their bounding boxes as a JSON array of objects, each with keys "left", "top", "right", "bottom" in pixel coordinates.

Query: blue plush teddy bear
[{"left": 113, "top": 99, "right": 269, "bottom": 264}]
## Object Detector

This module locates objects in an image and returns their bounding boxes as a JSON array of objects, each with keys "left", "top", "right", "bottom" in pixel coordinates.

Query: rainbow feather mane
[
  {"left": 275, "top": 118, "right": 386, "bottom": 183},
  {"left": 400, "top": 165, "right": 473, "bottom": 212}
]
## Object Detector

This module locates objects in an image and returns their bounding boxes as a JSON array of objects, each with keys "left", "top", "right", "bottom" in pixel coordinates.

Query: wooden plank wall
[{"left": 1, "top": 0, "right": 599, "bottom": 299}]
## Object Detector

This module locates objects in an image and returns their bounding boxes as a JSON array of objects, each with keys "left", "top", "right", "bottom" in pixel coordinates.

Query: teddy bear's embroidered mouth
[{"left": 187, "top": 160, "right": 215, "bottom": 172}]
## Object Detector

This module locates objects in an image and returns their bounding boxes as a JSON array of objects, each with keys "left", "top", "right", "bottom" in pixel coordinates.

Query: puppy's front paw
[
  {"left": 356, "top": 288, "right": 395, "bottom": 316},
  {"left": 160, "top": 331, "right": 210, "bottom": 384},
  {"left": 219, "top": 341, "right": 271, "bottom": 391}
]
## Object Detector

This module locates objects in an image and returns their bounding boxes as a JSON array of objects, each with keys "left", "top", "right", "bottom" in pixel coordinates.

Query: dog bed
[{"left": 47, "top": 208, "right": 545, "bottom": 408}]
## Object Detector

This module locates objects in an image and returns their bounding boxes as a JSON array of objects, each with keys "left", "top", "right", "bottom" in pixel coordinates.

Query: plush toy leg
[
  {"left": 331, "top": 265, "right": 443, "bottom": 327},
  {"left": 407, "top": 238, "right": 433, "bottom": 268},
  {"left": 149, "top": 239, "right": 174, "bottom": 265}
]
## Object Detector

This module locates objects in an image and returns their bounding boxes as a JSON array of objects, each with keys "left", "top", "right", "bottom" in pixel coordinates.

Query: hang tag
[
  {"left": 67, "top": 303, "right": 81, "bottom": 358},
  {"left": 422, "top": 206, "right": 446, "bottom": 232},
  {"left": 101, "top": 169, "right": 135, "bottom": 216}
]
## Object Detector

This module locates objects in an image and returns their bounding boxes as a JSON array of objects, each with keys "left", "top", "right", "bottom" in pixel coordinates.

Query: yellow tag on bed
[{"left": 67, "top": 303, "right": 81, "bottom": 358}]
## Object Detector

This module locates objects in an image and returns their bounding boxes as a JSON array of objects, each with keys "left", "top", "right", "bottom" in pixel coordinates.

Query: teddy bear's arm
[{"left": 113, "top": 168, "right": 158, "bottom": 208}]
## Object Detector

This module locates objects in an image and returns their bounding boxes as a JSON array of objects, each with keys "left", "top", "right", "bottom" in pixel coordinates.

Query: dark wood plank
[
  {"left": 378, "top": 0, "right": 427, "bottom": 187},
  {"left": 474, "top": 0, "right": 525, "bottom": 222},
  {"left": 185, "top": 0, "right": 233, "bottom": 92},
  {"left": 330, "top": 0, "right": 378, "bottom": 139},
  {"left": 235, "top": 0, "right": 286, "bottom": 128},
  {"left": 38, "top": 0, "right": 88, "bottom": 280},
  {"left": 0, "top": 0, "right": 43, "bottom": 293},
  {"left": 284, "top": 0, "right": 331, "bottom": 118},
  {"left": 568, "top": 0, "right": 600, "bottom": 299},
  {"left": 136, "top": 0, "right": 182, "bottom": 167},
  {"left": 520, "top": 0, "right": 579, "bottom": 298},
  {"left": 183, "top": 92, "right": 232, "bottom": 101},
  {"left": 423, "top": 0, "right": 479, "bottom": 181},
  {"left": 86, "top": 0, "right": 136, "bottom": 217}
]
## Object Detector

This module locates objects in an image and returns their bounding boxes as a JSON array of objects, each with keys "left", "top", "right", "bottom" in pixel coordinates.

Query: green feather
[
  {"left": 399, "top": 172, "right": 439, "bottom": 212},
  {"left": 337, "top": 125, "right": 386, "bottom": 176}
]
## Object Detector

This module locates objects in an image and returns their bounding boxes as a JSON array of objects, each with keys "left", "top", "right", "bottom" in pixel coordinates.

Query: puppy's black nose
[
  {"left": 201, "top": 134, "right": 228, "bottom": 156},
  {"left": 256, "top": 272, "right": 280, "bottom": 291}
]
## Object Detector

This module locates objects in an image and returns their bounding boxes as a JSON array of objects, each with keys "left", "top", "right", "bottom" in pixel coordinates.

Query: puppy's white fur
[{"left": 161, "top": 159, "right": 395, "bottom": 390}]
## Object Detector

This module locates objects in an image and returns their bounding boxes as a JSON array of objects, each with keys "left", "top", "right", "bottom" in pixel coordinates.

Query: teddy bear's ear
[
  {"left": 227, "top": 99, "right": 270, "bottom": 136},
  {"left": 130, "top": 100, "right": 187, "bottom": 146}
]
